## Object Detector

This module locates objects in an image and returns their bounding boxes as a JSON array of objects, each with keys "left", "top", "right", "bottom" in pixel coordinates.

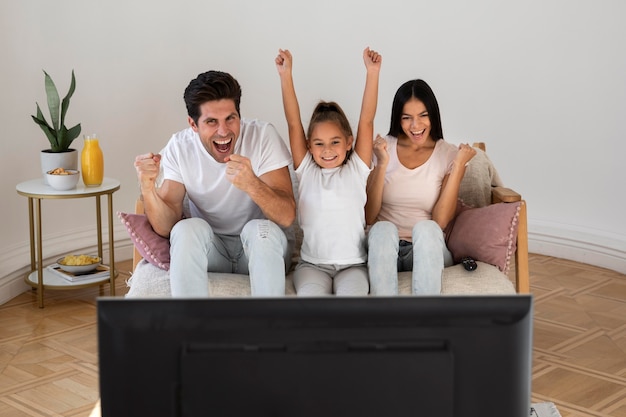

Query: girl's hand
[
  {"left": 275, "top": 49, "right": 293, "bottom": 76},
  {"left": 363, "top": 47, "right": 382, "bottom": 72}
]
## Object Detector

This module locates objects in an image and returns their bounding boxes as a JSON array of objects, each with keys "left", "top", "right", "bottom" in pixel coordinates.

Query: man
[{"left": 134, "top": 70, "right": 296, "bottom": 297}]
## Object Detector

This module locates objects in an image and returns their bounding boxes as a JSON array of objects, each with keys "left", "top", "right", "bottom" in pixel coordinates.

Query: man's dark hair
[{"left": 183, "top": 71, "right": 242, "bottom": 123}]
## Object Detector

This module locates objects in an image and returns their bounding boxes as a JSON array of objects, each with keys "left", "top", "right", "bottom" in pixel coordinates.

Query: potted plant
[{"left": 31, "top": 70, "right": 82, "bottom": 183}]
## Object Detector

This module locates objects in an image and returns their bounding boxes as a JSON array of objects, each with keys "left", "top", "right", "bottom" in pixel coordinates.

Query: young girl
[{"left": 275, "top": 47, "right": 382, "bottom": 296}]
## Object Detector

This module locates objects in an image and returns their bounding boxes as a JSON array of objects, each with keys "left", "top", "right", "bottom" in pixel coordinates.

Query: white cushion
[{"left": 125, "top": 260, "right": 514, "bottom": 298}]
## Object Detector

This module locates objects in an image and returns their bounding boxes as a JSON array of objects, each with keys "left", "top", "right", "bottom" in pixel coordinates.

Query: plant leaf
[
  {"left": 58, "top": 124, "right": 81, "bottom": 150},
  {"left": 43, "top": 71, "right": 61, "bottom": 131},
  {"left": 57, "top": 126, "right": 67, "bottom": 152},
  {"left": 31, "top": 114, "right": 59, "bottom": 149},
  {"left": 66, "top": 123, "right": 82, "bottom": 144},
  {"left": 33, "top": 103, "right": 59, "bottom": 148},
  {"left": 60, "top": 70, "right": 76, "bottom": 128},
  {"left": 34, "top": 103, "right": 50, "bottom": 129}
]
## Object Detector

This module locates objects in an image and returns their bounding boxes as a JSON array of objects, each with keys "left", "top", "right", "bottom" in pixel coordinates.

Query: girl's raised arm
[
  {"left": 354, "top": 47, "right": 382, "bottom": 166},
  {"left": 275, "top": 49, "right": 307, "bottom": 169}
]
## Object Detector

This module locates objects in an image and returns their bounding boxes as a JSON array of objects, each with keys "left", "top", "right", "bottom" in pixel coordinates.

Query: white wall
[{"left": 1, "top": 0, "right": 625, "bottom": 304}]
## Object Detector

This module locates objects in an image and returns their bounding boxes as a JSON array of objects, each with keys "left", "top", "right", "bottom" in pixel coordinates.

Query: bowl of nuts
[{"left": 46, "top": 167, "right": 80, "bottom": 190}]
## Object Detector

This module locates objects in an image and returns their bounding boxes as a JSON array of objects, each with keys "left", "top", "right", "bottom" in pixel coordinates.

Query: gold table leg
[
  {"left": 107, "top": 193, "right": 116, "bottom": 295},
  {"left": 35, "top": 198, "right": 44, "bottom": 308}
]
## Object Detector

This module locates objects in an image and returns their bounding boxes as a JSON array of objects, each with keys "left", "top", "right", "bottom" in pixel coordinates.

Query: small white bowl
[
  {"left": 46, "top": 169, "right": 80, "bottom": 190},
  {"left": 57, "top": 255, "right": 101, "bottom": 274}
]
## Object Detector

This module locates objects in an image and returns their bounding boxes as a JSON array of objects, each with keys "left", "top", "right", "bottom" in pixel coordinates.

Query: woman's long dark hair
[{"left": 387, "top": 79, "right": 443, "bottom": 141}]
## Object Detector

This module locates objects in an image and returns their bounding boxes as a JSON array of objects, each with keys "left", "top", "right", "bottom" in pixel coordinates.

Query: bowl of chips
[{"left": 57, "top": 254, "right": 101, "bottom": 274}]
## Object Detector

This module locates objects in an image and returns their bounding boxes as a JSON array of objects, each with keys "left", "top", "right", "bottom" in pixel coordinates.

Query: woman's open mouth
[{"left": 411, "top": 129, "right": 425, "bottom": 138}]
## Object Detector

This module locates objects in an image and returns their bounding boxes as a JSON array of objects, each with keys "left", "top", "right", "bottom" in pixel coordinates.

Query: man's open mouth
[{"left": 213, "top": 138, "right": 233, "bottom": 153}]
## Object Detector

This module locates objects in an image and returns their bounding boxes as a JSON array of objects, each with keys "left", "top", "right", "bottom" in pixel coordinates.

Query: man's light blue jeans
[
  {"left": 169, "top": 217, "right": 291, "bottom": 297},
  {"left": 367, "top": 220, "right": 453, "bottom": 295}
]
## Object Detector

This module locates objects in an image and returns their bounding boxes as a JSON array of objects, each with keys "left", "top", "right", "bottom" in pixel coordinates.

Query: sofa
[{"left": 119, "top": 143, "right": 529, "bottom": 298}]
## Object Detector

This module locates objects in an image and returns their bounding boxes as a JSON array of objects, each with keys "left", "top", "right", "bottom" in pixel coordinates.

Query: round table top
[{"left": 16, "top": 177, "right": 120, "bottom": 198}]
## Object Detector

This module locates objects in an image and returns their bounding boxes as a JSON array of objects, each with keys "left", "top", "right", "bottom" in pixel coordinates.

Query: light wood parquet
[{"left": 0, "top": 254, "right": 625, "bottom": 416}]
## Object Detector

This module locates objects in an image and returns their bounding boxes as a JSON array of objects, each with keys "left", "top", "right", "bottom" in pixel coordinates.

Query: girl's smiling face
[
  {"left": 400, "top": 98, "right": 432, "bottom": 144},
  {"left": 308, "top": 121, "right": 353, "bottom": 168}
]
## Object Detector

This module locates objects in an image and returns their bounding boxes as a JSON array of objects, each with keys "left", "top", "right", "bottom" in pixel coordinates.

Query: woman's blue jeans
[{"left": 367, "top": 220, "right": 453, "bottom": 295}]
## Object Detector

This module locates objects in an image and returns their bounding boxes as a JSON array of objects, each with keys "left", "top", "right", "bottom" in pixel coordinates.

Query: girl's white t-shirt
[
  {"left": 296, "top": 152, "right": 371, "bottom": 265},
  {"left": 161, "top": 119, "right": 292, "bottom": 236},
  {"left": 376, "top": 137, "right": 457, "bottom": 241}
]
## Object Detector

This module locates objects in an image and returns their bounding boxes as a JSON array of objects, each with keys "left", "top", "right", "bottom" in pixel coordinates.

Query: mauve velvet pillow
[
  {"left": 446, "top": 202, "right": 521, "bottom": 273},
  {"left": 118, "top": 212, "right": 170, "bottom": 270}
]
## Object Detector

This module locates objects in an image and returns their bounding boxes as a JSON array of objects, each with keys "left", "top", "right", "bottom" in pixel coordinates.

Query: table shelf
[{"left": 25, "top": 267, "right": 114, "bottom": 289}]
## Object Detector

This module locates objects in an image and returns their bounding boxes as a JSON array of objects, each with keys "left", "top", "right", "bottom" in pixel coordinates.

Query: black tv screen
[{"left": 97, "top": 295, "right": 533, "bottom": 417}]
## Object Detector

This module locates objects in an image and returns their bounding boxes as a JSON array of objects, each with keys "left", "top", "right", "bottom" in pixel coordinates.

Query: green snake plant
[{"left": 31, "top": 70, "right": 82, "bottom": 152}]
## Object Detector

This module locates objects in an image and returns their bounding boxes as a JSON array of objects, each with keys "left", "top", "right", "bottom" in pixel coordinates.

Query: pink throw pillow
[
  {"left": 117, "top": 212, "right": 170, "bottom": 270},
  {"left": 445, "top": 202, "right": 521, "bottom": 273}
]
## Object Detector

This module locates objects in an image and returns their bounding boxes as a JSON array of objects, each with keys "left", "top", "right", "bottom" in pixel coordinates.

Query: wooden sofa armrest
[
  {"left": 490, "top": 189, "right": 529, "bottom": 293},
  {"left": 472, "top": 142, "right": 529, "bottom": 293},
  {"left": 492, "top": 187, "right": 521, "bottom": 203},
  {"left": 491, "top": 189, "right": 529, "bottom": 293},
  {"left": 512, "top": 200, "right": 529, "bottom": 293}
]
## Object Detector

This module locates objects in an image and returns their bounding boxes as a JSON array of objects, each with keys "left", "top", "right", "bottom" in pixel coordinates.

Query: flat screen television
[{"left": 97, "top": 295, "right": 533, "bottom": 417}]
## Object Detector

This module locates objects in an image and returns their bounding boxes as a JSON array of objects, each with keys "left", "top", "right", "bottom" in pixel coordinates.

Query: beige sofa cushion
[{"left": 125, "top": 259, "right": 515, "bottom": 298}]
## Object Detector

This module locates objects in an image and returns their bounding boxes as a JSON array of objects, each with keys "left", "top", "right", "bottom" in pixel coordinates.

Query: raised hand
[
  {"left": 363, "top": 47, "right": 382, "bottom": 72},
  {"left": 275, "top": 49, "right": 293, "bottom": 77},
  {"left": 224, "top": 154, "right": 257, "bottom": 191},
  {"left": 455, "top": 143, "right": 477, "bottom": 167},
  {"left": 134, "top": 152, "right": 161, "bottom": 190},
  {"left": 373, "top": 134, "right": 389, "bottom": 166}
]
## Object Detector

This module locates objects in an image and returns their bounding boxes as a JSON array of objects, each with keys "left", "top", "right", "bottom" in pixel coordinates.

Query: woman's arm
[
  {"left": 365, "top": 135, "right": 389, "bottom": 225},
  {"left": 275, "top": 49, "right": 307, "bottom": 169},
  {"left": 354, "top": 47, "right": 382, "bottom": 166},
  {"left": 432, "top": 143, "right": 477, "bottom": 229}
]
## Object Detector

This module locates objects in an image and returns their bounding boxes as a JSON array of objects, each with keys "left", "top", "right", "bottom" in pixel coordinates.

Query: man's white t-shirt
[
  {"left": 295, "top": 152, "right": 371, "bottom": 265},
  {"left": 376, "top": 137, "right": 457, "bottom": 241},
  {"left": 160, "top": 118, "right": 292, "bottom": 236}
]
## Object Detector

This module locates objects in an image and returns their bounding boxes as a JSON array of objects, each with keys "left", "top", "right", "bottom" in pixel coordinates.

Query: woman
[{"left": 366, "top": 79, "right": 476, "bottom": 295}]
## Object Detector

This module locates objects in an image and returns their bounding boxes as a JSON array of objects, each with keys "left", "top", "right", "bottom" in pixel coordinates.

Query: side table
[{"left": 16, "top": 177, "right": 121, "bottom": 308}]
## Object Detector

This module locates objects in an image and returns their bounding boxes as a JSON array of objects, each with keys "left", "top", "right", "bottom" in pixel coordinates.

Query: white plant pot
[{"left": 40, "top": 149, "right": 78, "bottom": 185}]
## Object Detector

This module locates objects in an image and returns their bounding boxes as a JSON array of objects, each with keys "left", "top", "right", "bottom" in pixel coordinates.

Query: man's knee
[
  {"left": 242, "top": 219, "right": 284, "bottom": 241},
  {"left": 171, "top": 217, "right": 212, "bottom": 242},
  {"left": 241, "top": 220, "right": 289, "bottom": 259}
]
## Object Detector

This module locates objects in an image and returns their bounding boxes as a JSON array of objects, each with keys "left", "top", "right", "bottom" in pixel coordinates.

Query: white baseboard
[{"left": 528, "top": 220, "right": 626, "bottom": 275}]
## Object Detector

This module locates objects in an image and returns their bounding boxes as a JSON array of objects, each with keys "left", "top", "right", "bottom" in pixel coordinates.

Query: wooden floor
[{"left": 0, "top": 254, "right": 625, "bottom": 416}]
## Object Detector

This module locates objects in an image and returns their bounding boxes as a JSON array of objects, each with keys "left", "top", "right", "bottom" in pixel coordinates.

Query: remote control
[{"left": 461, "top": 256, "right": 477, "bottom": 271}]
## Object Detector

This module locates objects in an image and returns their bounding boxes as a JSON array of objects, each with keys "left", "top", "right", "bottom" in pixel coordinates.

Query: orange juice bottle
[{"left": 81, "top": 134, "right": 104, "bottom": 187}]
